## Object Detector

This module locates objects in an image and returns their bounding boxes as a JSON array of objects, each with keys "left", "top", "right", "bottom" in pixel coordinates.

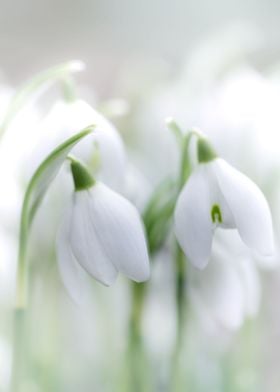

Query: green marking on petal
[{"left": 211, "top": 204, "right": 222, "bottom": 224}]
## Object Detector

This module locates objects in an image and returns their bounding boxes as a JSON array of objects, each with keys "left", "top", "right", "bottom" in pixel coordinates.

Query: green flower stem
[
  {"left": 171, "top": 129, "right": 216, "bottom": 390},
  {"left": 60, "top": 76, "right": 78, "bottom": 103},
  {"left": 165, "top": 117, "right": 184, "bottom": 146},
  {"left": 10, "top": 309, "right": 26, "bottom": 392},
  {"left": 165, "top": 119, "right": 199, "bottom": 188},
  {"left": 129, "top": 283, "right": 146, "bottom": 343},
  {"left": 180, "top": 131, "right": 206, "bottom": 188},
  {"left": 176, "top": 128, "right": 194, "bottom": 319},
  {"left": 10, "top": 128, "right": 93, "bottom": 392},
  {"left": 127, "top": 282, "right": 150, "bottom": 392},
  {"left": 143, "top": 178, "right": 178, "bottom": 254},
  {"left": 16, "top": 202, "right": 29, "bottom": 309},
  {"left": 10, "top": 179, "right": 34, "bottom": 392},
  {"left": 169, "top": 121, "right": 195, "bottom": 390},
  {"left": 0, "top": 60, "right": 84, "bottom": 137},
  {"left": 179, "top": 132, "right": 193, "bottom": 188},
  {"left": 170, "top": 244, "right": 187, "bottom": 391},
  {"left": 126, "top": 122, "right": 197, "bottom": 390},
  {"left": 175, "top": 245, "right": 186, "bottom": 345}
]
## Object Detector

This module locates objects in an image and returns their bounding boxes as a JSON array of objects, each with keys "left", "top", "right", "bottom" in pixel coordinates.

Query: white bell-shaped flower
[
  {"left": 29, "top": 99, "right": 126, "bottom": 191},
  {"left": 189, "top": 230, "right": 261, "bottom": 332},
  {"left": 56, "top": 158, "right": 150, "bottom": 301},
  {"left": 175, "top": 137, "right": 274, "bottom": 269}
]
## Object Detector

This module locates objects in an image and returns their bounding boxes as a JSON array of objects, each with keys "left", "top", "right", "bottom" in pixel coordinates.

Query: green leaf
[
  {"left": 16, "top": 126, "right": 93, "bottom": 307},
  {"left": 143, "top": 178, "right": 179, "bottom": 254},
  {"left": 0, "top": 60, "right": 84, "bottom": 137}
]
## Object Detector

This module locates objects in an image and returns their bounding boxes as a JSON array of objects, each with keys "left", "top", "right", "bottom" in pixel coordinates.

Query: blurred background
[
  {"left": 1, "top": 1, "right": 280, "bottom": 391},
  {"left": 1, "top": 0, "right": 280, "bottom": 87}
]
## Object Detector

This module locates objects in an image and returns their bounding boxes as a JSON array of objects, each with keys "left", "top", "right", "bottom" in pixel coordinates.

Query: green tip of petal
[
  {"left": 69, "top": 157, "right": 95, "bottom": 191},
  {"left": 197, "top": 137, "right": 217, "bottom": 163}
]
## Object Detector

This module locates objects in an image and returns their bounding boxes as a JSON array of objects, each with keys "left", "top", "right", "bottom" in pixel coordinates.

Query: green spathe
[
  {"left": 70, "top": 158, "right": 95, "bottom": 191},
  {"left": 17, "top": 127, "right": 93, "bottom": 308},
  {"left": 197, "top": 137, "right": 217, "bottom": 163}
]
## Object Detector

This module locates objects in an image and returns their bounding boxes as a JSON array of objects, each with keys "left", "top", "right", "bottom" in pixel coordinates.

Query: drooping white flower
[
  {"left": 56, "top": 158, "right": 150, "bottom": 302},
  {"left": 189, "top": 230, "right": 261, "bottom": 332},
  {"left": 29, "top": 99, "right": 126, "bottom": 191},
  {"left": 175, "top": 137, "right": 274, "bottom": 269}
]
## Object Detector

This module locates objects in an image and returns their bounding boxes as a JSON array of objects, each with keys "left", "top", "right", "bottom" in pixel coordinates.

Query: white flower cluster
[
  {"left": 0, "top": 58, "right": 275, "bottom": 330},
  {"left": 50, "top": 99, "right": 274, "bottom": 311}
]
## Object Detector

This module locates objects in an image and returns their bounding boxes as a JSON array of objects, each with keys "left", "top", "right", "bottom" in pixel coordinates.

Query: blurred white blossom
[
  {"left": 189, "top": 230, "right": 261, "bottom": 332},
  {"left": 29, "top": 99, "right": 126, "bottom": 191}
]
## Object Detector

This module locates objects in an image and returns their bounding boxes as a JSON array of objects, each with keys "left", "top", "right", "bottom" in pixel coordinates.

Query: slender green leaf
[{"left": 16, "top": 126, "right": 93, "bottom": 307}]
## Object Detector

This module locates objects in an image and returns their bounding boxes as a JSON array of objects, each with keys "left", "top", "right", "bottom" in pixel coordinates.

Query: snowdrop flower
[
  {"left": 29, "top": 99, "right": 126, "bottom": 191},
  {"left": 175, "top": 137, "right": 274, "bottom": 269},
  {"left": 123, "top": 164, "right": 152, "bottom": 211},
  {"left": 189, "top": 230, "right": 260, "bottom": 332},
  {"left": 56, "top": 158, "right": 150, "bottom": 301}
]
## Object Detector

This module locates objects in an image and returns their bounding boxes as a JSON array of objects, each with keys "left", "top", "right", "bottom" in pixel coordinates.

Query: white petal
[
  {"left": 30, "top": 99, "right": 126, "bottom": 191},
  {"left": 56, "top": 207, "right": 90, "bottom": 305},
  {"left": 213, "top": 230, "right": 260, "bottom": 317},
  {"left": 214, "top": 158, "right": 274, "bottom": 256},
  {"left": 71, "top": 101, "right": 126, "bottom": 191},
  {"left": 236, "top": 258, "right": 260, "bottom": 317},
  {"left": 123, "top": 164, "right": 152, "bottom": 212},
  {"left": 207, "top": 164, "right": 236, "bottom": 229},
  {"left": 189, "top": 249, "right": 244, "bottom": 330},
  {"left": 88, "top": 183, "right": 150, "bottom": 282},
  {"left": 69, "top": 191, "right": 118, "bottom": 286},
  {"left": 92, "top": 125, "right": 126, "bottom": 191},
  {"left": 174, "top": 165, "right": 213, "bottom": 269}
]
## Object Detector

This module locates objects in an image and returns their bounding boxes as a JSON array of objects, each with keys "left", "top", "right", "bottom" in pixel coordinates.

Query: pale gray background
[{"left": 0, "top": 0, "right": 279, "bottom": 93}]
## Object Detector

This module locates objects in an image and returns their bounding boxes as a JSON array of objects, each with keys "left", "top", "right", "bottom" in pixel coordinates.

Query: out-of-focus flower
[
  {"left": 189, "top": 230, "right": 261, "bottom": 332},
  {"left": 30, "top": 99, "right": 126, "bottom": 191},
  {"left": 0, "top": 83, "right": 41, "bottom": 310},
  {"left": 123, "top": 164, "right": 152, "bottom": 211},
  {"left": 56, "top": 159, "right": 150, "bottom": 302},
  {"left": 0, "top": 229, "right": 17, "bottom": 306},
  {"left": 175, "top": 137, "right": 274, "bottom": 269}
]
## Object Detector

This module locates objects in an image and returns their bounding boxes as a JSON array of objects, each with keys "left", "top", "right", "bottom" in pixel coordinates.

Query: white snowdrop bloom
[
  {"left": 29, "top": 99, "right": 126, "bottom": 191},
  {"left": 175, "top": 137, "right": 274, "bottom": 269},
  {"left": 0, "top": 228, "right": 17, "bottom": 307},
  {"left": 192, "top": 66, "right": 280, "bottom": 177},
  {"left": 189, "top": 230, "right": 261, "bottom": 332},
  {"left": 123, "top": 164, "right": 152, "bottom": 211},
  {"left": 0, "top": 84, "right": 41, "bottom": 181},
  {"left": 189, "top": 258, "right": 244, "bottom": 332},
  {"left": 56, "top": 159, "right": 150, "bottom": 302}
]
